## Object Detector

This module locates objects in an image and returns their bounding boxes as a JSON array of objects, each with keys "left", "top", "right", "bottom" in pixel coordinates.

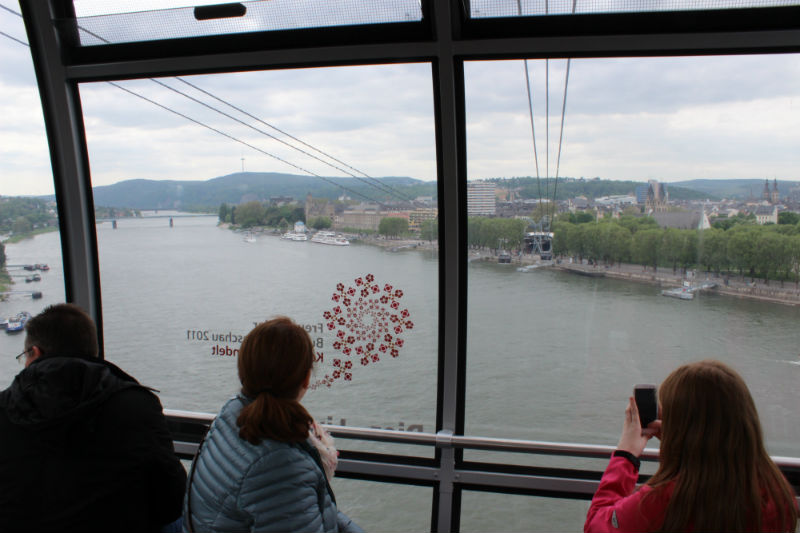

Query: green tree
[
  {"left": 309, "top": 216, "right": 332, "bottom": 230},
  {"left": 235, "top": 201, "right": 264, "bottom": 227},
  {"left": 419, "top": 219, "right": 437, "bottom": 242},
  {"left": 278, "top": 218, "right": 290, "bottom": 232},
  {"left": 698, "top": 228, "right": 728, "bottom": 274},
  {"left": 0, "top": 242, "right": 5, "bottom": 268},
  {"left": 602, "top": 223, "right": 632, "bottom": 267},
  {"left": 378, "top": 217, "right": 408, "bottom": 239},
  {"left": 552, "top": 221, "right": 574, "bottom": 257},
  {"left": 218, "top": 203, "right": 229, "bottom": 223},
  {"left": 11, "top": 216, "right": 32, "bottom": 234},
  {"left": 632, "top": 229, "right": 662, "bottom": 271},
  {"left": 778, "top": 211, "right": 800, "bottom": 225},
  {"left": 727, "top": 226, "right": 759, "bottom": 279}
]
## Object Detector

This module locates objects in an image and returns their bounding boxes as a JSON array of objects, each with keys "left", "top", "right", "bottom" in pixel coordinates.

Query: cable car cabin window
[
  {"left": 0, "top": 7, "right": 65, "bottom": 389},
  {"left": 468, "top": 0, "right": 800, "bottom": 18},
  {"left": 68, "top": 0, "right": 425, "bottom": 46},
  {"left": 463, "top": 56, "right": 800, "bottom": 463},
  {"left": 78, "top": 64, "right": 439, "bottom": 455}
]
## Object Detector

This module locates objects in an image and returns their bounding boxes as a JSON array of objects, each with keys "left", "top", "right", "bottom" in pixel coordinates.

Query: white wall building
[{"left": 467, "top": 181, "right": 496, "bottom": 216}]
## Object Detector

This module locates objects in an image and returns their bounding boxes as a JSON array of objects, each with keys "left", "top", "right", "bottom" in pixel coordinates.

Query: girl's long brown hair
[
  {"left": 646, "top": 360, "right": 797, "bottom": 532},
  {"left": 236, "top": 317, "right": 314, "bottom": 444}
]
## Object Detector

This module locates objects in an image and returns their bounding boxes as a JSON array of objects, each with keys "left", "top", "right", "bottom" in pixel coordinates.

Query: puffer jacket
[{"left": 185, "top": 396, "right": 362, "bottom": 533}]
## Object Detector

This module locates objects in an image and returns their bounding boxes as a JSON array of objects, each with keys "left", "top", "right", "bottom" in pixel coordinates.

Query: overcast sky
[{"left": 2, "top": 2, "right": 800, "bottom": 197}]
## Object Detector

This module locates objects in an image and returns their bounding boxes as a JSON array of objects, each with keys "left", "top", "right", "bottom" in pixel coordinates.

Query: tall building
[
  {"left": 645, "top": 180, "right": 668, "bottom": 212},
  {"left": 467, "top": 181, "right": 496, "bottom": 216}
]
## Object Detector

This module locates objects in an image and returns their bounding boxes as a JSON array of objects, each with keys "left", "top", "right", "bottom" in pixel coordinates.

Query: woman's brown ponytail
[{"left": 236, "top": 317, "right": 315, "bottom": 444}]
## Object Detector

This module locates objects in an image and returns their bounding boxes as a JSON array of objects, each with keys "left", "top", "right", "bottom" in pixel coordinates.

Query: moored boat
[
  {"left": 311, "top": 231, "right": 349, "bottom": 246},
  {"left": 6, "top": 311, "right": 32, "bottom": 334},
  {"left": 661, "top": 286, "right": 694, "bottom": 300}
]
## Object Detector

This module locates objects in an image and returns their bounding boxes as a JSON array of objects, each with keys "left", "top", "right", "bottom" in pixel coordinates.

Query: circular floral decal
[{"left": 311, "top": 274, "right": 413, "bottom": 389}]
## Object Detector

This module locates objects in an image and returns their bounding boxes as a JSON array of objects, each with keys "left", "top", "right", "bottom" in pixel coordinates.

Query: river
[{"left": 1, "top": 215, "right": 798, "bottom": 531}]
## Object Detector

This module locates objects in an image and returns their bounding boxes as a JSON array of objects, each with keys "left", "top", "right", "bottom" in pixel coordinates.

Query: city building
[
  {"left": 467, "top": 181, "right": 496, "bottom": 216},
  {"left": 408, "top": 207, "right": 438, "bottom": 231},
  {"left": 754, "top": 204, "right": 778, "bottom": 224}
]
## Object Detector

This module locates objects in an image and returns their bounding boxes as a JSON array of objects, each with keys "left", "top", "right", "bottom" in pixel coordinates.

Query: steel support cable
[
  {"left": 150, "top": 78, "right": 405, "bottom": 202},
  {"left": 0, "top": 27, "right": 386, "bottom": 205},
  {"left": 4, "top": 4, "right": 412, "bottom": 204},
  {"left": 75, "top": 23, "right": 411, "bottom": 203},
  {"left": 550, "top": 59, "right": 572, "bottom": 223},
  {"left": 545, "top": 59, "right": 552, "bottom": 226},
  {"left": 0, "top": 28, "right": 26, "bottom": 46},
  {"left": 172, "top": 77, "right": 416, "bottom": 202},
  {"left": 516, "top": 0, "right": 542, "bottom": 211},
  {"left": 549, "top": 0, "right": 577, "bottom": 224},
  {"left": 106, "top": 83, "right": 385, "bottom": 205}
]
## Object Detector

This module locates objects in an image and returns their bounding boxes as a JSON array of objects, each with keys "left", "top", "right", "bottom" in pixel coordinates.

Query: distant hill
[
  {"left": 86, "top": 172, "right": 434, "bottom": 210},
  {"left": 672, "top": 179, "right": 800, "bottom": 200}
]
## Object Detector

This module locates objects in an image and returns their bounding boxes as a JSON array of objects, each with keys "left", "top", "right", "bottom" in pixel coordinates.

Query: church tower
[{"left": 771, "top": 179, "right": 779, "bottom": 204}]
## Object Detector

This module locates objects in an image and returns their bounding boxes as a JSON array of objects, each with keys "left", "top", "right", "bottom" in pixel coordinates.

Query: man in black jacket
[{"left": 0, "top": 304, "right": 186, "bottom": 532}]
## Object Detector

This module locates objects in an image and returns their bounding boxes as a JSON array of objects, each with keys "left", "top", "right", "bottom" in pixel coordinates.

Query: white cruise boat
[
  {"left": 281, "top": 231, "right": 308, "bottom": 241},
  {"left": 311, "top": 231, "right": 349, "bottom": 246}
]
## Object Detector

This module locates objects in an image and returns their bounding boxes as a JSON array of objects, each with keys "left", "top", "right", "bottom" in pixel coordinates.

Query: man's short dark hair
[{"left": 25, "top": 303, "right": 98, "bottom": 359}]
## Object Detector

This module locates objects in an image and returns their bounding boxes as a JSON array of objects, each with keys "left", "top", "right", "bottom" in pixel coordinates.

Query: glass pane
[
  {"left": 469, "top": 0, "right": 800, "bottom": 18},
  {"left": 465, "top": 55, "right": 800, "bottom": 459},
  {"left": 0, "top": 7, "right": 66, "bottom": 388},
  {"left": 70, "top": 0, "right": 424, "bottom": 46},
  {"left": 330, "top": 477, "right": 432, "bottom": 532},
  {"left": 461, "top": 491, "right": 590, "bottom": 532},
  {"left": 80, "top": 65, "right": 438, "bottom": 450}
]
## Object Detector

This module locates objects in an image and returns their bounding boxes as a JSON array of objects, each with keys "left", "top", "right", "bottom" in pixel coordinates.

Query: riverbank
[
  {"left": 553, "top": 261, "right": 800, "bottom": 307},
  {"left": 362, "top": 235, "right": 800, "bottom": 306},
  {"left": 2, "top": 227, "right": 58, "bottom": 244}
]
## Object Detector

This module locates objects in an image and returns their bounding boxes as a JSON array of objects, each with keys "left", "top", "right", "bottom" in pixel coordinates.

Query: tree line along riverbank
[{"left": 551, "top": 215, "right": 800, "bottom": 286}]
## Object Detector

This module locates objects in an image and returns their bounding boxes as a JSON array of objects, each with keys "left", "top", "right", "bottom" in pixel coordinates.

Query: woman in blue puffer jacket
[{"left": 184, "top": 317, "right": 363, "bottom": 533}]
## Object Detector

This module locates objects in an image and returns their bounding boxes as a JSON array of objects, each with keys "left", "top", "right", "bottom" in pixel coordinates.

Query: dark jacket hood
[{"left": 0, "top": 356, "right": 142, "bottom": 429}]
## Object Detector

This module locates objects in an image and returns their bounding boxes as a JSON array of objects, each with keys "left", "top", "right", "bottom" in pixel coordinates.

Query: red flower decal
[{"left": 313, "top": 275, "right": 413, "bottom": 390}]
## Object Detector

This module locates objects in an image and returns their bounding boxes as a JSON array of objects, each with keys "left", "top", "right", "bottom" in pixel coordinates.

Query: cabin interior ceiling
[{"left": 16, "top": 1, "right": 800, "bottom": 531}]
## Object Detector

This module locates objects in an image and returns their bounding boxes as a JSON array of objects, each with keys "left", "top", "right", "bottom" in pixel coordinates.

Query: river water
[{"left": 1, "top": 215, "right": 798, "bottom": 531}]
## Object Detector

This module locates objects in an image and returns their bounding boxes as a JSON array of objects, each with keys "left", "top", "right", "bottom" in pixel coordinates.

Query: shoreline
[
  {"left": 227, "top": 227, "right": 800, "bottom": 307},
  {"left": 552, "top": 262, "right": 800, "bottom": 307},
  {"left": 360, "top": 236, "right": 800, "bottom": 307}
]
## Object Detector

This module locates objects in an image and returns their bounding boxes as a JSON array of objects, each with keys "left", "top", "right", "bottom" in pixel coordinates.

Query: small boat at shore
[
  {"left": 662, "top": 286, "right": 694, "bottom": 300},
  {"left": 6, "top": 311, "right": 32, "bottom": 334}
]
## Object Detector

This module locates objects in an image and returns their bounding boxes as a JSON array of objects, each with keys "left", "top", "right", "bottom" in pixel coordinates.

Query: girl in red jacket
[{"left": 585, "top": 360, "right": 798, "bottom": 533}]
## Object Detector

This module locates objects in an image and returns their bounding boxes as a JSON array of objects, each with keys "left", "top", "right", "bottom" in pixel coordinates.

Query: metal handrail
[{"left": 164, "top": 409, "right": 800, "bottom": 468}]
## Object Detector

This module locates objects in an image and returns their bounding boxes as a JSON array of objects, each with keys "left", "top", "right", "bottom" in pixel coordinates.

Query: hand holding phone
[{"left": 634, "top": 384, "right": 658, "bottom": 430}]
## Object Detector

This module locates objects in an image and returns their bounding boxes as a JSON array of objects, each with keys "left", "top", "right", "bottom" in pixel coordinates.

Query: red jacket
[{"left": 585, "top": 455, "right": 795, "bottom": 533}]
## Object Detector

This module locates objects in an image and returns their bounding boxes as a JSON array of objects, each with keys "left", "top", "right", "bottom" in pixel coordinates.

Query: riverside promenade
[
  {"left": 553, "top": 261, "right": 800, "bottom": 307},
  {"left": 347, "top": 235, "right": 800, "bottom": 307}
]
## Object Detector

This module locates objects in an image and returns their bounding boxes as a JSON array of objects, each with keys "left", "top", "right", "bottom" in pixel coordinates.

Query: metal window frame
[{"left": 19, "top": 1, "right": 800, "bottom": 530}]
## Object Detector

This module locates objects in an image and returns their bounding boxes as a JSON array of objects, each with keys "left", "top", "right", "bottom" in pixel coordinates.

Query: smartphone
[{"left": 634, "top": 384, "right": 658, "bottom": 428}]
